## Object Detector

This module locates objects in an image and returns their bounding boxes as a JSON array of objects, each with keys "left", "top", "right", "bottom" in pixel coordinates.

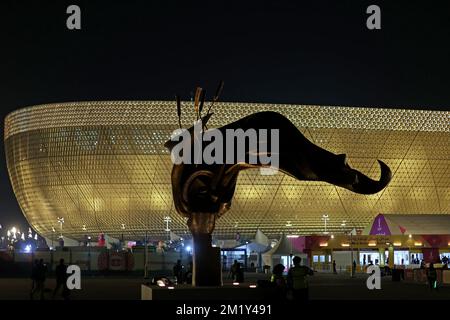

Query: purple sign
[
  {"left": 369, "top": 214, "right": 391, "bottom": 235},
  {"left": 290, "top": 236, "right": 306, "bottom": 253}
]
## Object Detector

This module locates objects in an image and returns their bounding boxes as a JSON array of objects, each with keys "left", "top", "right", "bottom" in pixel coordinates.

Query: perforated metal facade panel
[{"left": 4, "top": 101, "right": 450, "bottom": 240}]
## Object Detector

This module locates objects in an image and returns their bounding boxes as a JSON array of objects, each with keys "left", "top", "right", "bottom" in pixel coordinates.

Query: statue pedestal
[
  {"left": 141, "top": 284, "right": 269, "bottom": 300},
  {"left": 192, "top": 234, "right": 222, "bottom": 286}
]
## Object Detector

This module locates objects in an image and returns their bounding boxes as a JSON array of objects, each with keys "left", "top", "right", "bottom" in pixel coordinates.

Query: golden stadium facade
[{"left": 4, "top": 101, "right": 450, "bottom": 240}]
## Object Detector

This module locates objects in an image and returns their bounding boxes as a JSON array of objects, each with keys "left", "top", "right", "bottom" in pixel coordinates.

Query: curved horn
[{"left": 347, "top": 160, "right": 392, "bottom": 195}]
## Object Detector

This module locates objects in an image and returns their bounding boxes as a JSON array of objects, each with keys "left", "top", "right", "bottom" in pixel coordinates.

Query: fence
[{"left": 0, "top": 248, "right": 191, "bottom": 277}]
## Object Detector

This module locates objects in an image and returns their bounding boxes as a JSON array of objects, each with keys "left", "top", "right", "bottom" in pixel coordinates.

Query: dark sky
[{"left": 1, "top": 0, "right": 449, "bottom": 230}]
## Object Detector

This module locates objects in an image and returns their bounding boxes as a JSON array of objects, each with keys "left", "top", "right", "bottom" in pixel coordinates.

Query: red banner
[{"left": 422, "top": 248, "right": 440, "bottom": 263}]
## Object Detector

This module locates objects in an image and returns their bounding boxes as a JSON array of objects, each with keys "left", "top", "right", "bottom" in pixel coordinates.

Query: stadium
[{"left": 4, "top": 101, "right": 449, "bottom": 242}]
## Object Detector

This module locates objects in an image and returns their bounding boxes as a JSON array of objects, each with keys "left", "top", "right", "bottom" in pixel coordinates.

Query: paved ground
[{"left": 0, "top": 272, "right": 448, "bottom": 300}]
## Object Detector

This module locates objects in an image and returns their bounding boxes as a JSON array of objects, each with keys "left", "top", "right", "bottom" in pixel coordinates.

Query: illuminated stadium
[{"left": 4, "top": 101, "right": 449, "bottom": 241}]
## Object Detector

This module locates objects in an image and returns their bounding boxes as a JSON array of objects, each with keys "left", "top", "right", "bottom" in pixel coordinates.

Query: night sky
[{"left": 1, "top": 0, "right": 449, "bottom": 231}]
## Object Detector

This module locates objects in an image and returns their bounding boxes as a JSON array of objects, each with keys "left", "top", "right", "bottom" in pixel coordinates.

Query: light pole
[
  {"left": 57, "top": 217, "right": 64, "bottom": 238},
  {"left": 144, "top": 230, "right": 149, "bottom": 279},
  {"left": 50, "top": 227, "right": 56, "bottom": 270},
  {"left": 51, "top": 227, "right": 56, "bottom": 249},
  {"left": 0, "top": 224, "right": 3, "bottom": 248},
  {"left": 121, "top": 224, "right": 126, "bottom": 248},
  {"left": 350, "top": 231, "right": 354, "bottom": 277},
  {"left": 322, "top": 214, "right": 330, "bottom": 234},
  {"left": 342, "top": 221, "right": 355, "bottom": 277},
  {"left": 164, "top": 216, "right": 172, "bottom": 243},
  {"left": 87, "top": 236, "right": 92, "bottom": 274}
]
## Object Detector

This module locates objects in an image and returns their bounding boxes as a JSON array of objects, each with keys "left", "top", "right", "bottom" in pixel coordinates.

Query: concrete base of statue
[{"left": 141, "top": 283, "right": 269, "bottom": 300}]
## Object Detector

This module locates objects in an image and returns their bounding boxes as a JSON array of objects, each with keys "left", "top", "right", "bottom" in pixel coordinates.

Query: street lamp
[
  {"left": 144, "top": 230, "right": 149, "bottom": 279},
  {"left": 57, "top": 217, "right": 64, "bottom": 238},
  {"left": 121, "top": 224, "right": 126, "bottom": 245},
  {"left": 87, "top": 235, "right": 92, "bottom": 273},
  {"left": 341, "top": 220, "right": 355, "bottom": 277},
  {"left": 322, "top": 214, "right": 330, "bottom": 234},
  {"left": 51, "top": 227, "right": 56, "bottom": 249},
  {"left": 164, "top": 216, "right": 172, "bottom": 232},
  {"left": 164, "top": 216, "right": 172, "bottom": 243}
]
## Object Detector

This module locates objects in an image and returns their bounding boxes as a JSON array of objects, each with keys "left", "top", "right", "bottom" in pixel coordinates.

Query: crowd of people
[
  {"left": 30, "top": 258, "right": 70, "bottom": 300},
  {"left": 172, "top": 259, "right": 193, "bottom": 284},
  {"left": 173, "top": 259, "right": 246, "bottom": 284},
  {"left": 230, "top": 260, "right": 244, "bottom": 282},
  {"left": 269, "top": 256, "right": 314, "bottom": 301},
  {"left": 172, "top": 256, "right": 315, "bottom": 301}
]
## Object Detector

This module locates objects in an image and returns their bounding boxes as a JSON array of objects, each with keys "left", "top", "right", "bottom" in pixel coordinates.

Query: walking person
[
  {"left": 185, "top": 261, "right": 193, "bottom": 285},
  {"left": 231, "top": 260, "right": 239, "bottom": 281},
  {"left": 30, "top": 259, "right": 39, "bottom": 300},
  {"left": 352, "top": 260, "right": 357, "bottom": 277},
  {"left": 332, "top": 260, "right": 337, "bottom": 274},
  {"left": 53, "top": 259, "right": 69, "bottom": 300},
  {"left": 426, "top": 262, "right": 438, "bottom": 291},
  {"left": 287, "top": 256, "right": 314, "bottom": 301},
  {"left": 173, "top": 260, "right": 184, "bottom": 284},
  {"left": 235, "top": 262, "right": 244, "bottom": 283},
  {"left": 35, "top": 259, "right": 47, "bottom": 300},
  {"left": 270, "top": 264, "right": 287, "bottom": 300}
]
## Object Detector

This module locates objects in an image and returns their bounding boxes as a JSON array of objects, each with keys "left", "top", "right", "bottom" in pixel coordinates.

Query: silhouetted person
[
  {"left": 270, "top": 264, "right": 287, "bottom": 300},
  {"left": 427, "top": 263, "right": 438, "bottom": 291},
  {"left": 30, "top": 259, "right": 39, "bottom": 299},
  {"left": 384, "top": 265, "right": 390, "bottom": 276},
  {"left": 185, "top": 261, "right": 193, "bottom": 285},
  {"left": 53, "top": 259, "right": 69, "bottom": 300},
  {"left": 173, "top": 260, "right": 184, "bottom": 284},
  {"left": 222, "top": 255, "right": 227, "bottom": 270},
  {"left": 287, "top": 256, "right": 313, "bottom": 301},
  {"left": 332, "top": 260, "right": 337, "bottom": 274},
  {"left": 34, "top": 259, "right": 47, "bottom": 300},
  {"left": 235, "top": 263, "right": 244, "bottom": 282},
  {"left": 352, "top": 260, "right": 357, "bottom": 277},
  {"left": 231, "top": 260, "right": 239, "bottom": 280}
]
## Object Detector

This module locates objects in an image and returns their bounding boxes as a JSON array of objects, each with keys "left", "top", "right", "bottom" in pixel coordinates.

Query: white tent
[
  {"left": 254, "top": 229, "right": 270, "bottom": 247},
  {"left": 44, "top": 234, "right": 121, "bottom": 248},
  {"left": 234, "top": 241, "right": 270, "bottom": 253},
  {"left": 234, "top": 229, "right": 271, "bottom": 253},
  {"left": 44, "top": 235, "right": 79, "bottom": 248},
  {"left": 104, "top": 234, "right": 121, "bottom": 249},
  {"left": 169, "top": 231, "right": 182, "bottom": 241},
  {"left": 216, "top": 239, "right": 240, "bottom": 249}
]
